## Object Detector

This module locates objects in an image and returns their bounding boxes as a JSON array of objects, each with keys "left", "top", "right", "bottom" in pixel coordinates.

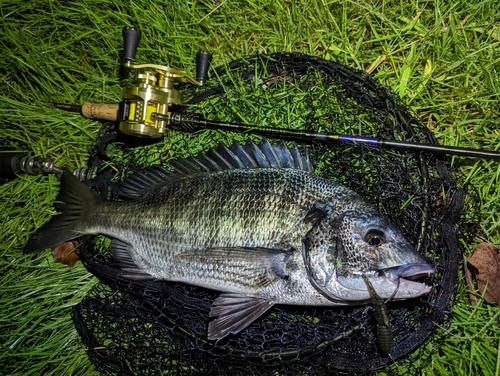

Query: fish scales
[
  {"left": 24, "top": 140, "right": 434, "bottom": 340},
  {"left": 89, "top": 168, "right": 338, "bottom": 278}
]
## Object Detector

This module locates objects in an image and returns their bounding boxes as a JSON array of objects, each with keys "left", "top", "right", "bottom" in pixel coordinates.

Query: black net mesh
[{"left": 72, "top": 53, "right": 479, "bottom": 375}]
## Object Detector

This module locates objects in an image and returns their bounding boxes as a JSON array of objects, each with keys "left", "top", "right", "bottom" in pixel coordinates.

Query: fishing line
[{"left": 385, "top": 277, "right": 401, "bottom": 304}]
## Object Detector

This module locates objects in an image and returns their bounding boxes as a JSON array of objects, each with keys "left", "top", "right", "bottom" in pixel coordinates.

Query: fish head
[{"left": 302, "top": 209, "right": 434, "bottom": 303}]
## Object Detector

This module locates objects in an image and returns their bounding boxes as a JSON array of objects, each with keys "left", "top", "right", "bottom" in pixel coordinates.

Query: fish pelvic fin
[
  {"left": 24, "top": 170, "right": 102, "bottom": 254},
  {"left": 208, "top": 293, "right": 274, "bottom": 341}
]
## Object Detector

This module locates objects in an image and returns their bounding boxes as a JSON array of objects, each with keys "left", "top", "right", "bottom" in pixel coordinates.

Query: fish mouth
[{"left": 381, "top": 263, "right": 435, "bottom": 296}]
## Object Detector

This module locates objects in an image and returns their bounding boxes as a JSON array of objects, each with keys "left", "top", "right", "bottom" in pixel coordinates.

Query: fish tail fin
[{"left": 24, "top": 170, "right": 103, "bottom": 254}]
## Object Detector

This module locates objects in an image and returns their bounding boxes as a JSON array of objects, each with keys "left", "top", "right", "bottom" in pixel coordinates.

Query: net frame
[{"left": 73, "top": 52, "right": 478, "bottom": 375}]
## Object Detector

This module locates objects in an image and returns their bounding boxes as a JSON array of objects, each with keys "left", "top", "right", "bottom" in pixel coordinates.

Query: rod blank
[{"left": 162, "top": 112, "right": 500, "bottom": 161}]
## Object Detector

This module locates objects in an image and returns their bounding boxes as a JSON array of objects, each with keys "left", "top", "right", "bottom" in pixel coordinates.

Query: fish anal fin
[
  {"left": 208, "top": 293, "right": 274, "bottom": 340},
  {"left": 110, "top": 240, "right": 155, "bottom": 281}
]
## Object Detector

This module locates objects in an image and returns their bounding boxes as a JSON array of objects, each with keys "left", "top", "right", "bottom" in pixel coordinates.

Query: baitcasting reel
[
  {"left": 76, "top": 27, "right": 212, "bottom": 138},
  {"left": 117, "top": 28, "right": 212, "bottom": 138}
]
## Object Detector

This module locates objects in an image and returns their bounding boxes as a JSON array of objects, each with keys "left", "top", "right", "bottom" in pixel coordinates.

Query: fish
[{"left": 24, "top": 139, "right": 434, "bottom": 340}]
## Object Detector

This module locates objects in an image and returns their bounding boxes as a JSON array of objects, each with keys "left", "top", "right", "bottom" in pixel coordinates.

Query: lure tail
[{"left": 24, "top": 170, "right": 103, "bottom": 254}]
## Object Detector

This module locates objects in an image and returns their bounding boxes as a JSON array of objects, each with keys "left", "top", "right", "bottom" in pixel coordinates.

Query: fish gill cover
[{"left": 71, "top": 53, "right": 478, "bottom": 375}]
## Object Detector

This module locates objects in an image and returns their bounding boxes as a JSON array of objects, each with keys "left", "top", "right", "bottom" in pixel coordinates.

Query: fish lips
[{"left": 380, "top": 263, "right": 435, "bottom": 297}]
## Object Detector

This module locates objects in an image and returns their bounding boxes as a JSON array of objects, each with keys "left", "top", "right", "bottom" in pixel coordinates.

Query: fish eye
[{"left": 365, "top": 230, "right": 386, "bottom": 247}]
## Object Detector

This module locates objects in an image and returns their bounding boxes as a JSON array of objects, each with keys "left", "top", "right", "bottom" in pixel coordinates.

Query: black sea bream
[{"left": 25, "top": 140, "right": 434, "bottom": 340}]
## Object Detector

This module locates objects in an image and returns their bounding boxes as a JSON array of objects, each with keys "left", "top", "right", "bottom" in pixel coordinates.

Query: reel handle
[{"left": 122, "top": 27, "right": 141, "bottom": 65}]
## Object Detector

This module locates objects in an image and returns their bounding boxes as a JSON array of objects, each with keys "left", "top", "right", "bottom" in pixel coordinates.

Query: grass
[{"left": 0, "top": 0, "right": 499, "bottom": 375}]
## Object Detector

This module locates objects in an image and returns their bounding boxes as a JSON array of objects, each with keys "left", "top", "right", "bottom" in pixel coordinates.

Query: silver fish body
[
  {"left": 25, "top": 140, "right": 434, "bottom": 340},
  {"left": 91, "top": 169, "right": 346, "bottom": 298}
]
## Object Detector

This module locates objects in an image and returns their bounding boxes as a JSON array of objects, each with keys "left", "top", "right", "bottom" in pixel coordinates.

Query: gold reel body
[
  {"left": 119, "top": 71, "right": 183, "bottom": 138},
  {"left": 118, "top": 28, "right": 211, "bottom": 138}
]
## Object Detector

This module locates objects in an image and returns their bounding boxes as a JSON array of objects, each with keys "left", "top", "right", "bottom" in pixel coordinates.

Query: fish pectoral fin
[
  {"left": 110, "top": 240, "right": 155, "bottom": 280},
  {"left": 172, "top": 247, "right": 291, "bottom": 288},
  {"left": 208, "top": 293, "right": 274, "bottom": 340}
]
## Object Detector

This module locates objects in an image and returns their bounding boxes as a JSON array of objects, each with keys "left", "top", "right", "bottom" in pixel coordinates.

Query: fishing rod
[
  {"left": 0, "top": 151, "right": 95, "bottom": 183},
  {"left": 46, "top": 101, "right": 500, "bottom": 161}
]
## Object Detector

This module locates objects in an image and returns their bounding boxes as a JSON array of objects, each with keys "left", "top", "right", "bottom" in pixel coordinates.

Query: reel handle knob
[
  {"left": 195, "top": 51, "right": 212, "bottom": 85},
  {"left": 122, "top": 27, "right": 141, "bottom": 65}
]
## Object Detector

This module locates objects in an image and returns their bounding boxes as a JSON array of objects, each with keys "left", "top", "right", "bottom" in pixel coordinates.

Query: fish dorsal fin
[
  {"left": 118, "top": 139, "right": 313, "bottom": 198},
  {"left": 117, "top": 165, "right": 177, "bottom": 198}
]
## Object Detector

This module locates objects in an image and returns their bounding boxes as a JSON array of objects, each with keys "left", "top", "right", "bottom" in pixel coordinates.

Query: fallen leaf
[
  {"left": 51, "top": 241, "right": 80, "bottom": 268},
  {"left": 467, "top": 242, "right": 500, "bottom": 305}
]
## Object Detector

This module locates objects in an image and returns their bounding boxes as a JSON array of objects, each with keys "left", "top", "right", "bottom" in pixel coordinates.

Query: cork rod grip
[{"left": 81, "top": 102, "right": 119, "bottom": 121}]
